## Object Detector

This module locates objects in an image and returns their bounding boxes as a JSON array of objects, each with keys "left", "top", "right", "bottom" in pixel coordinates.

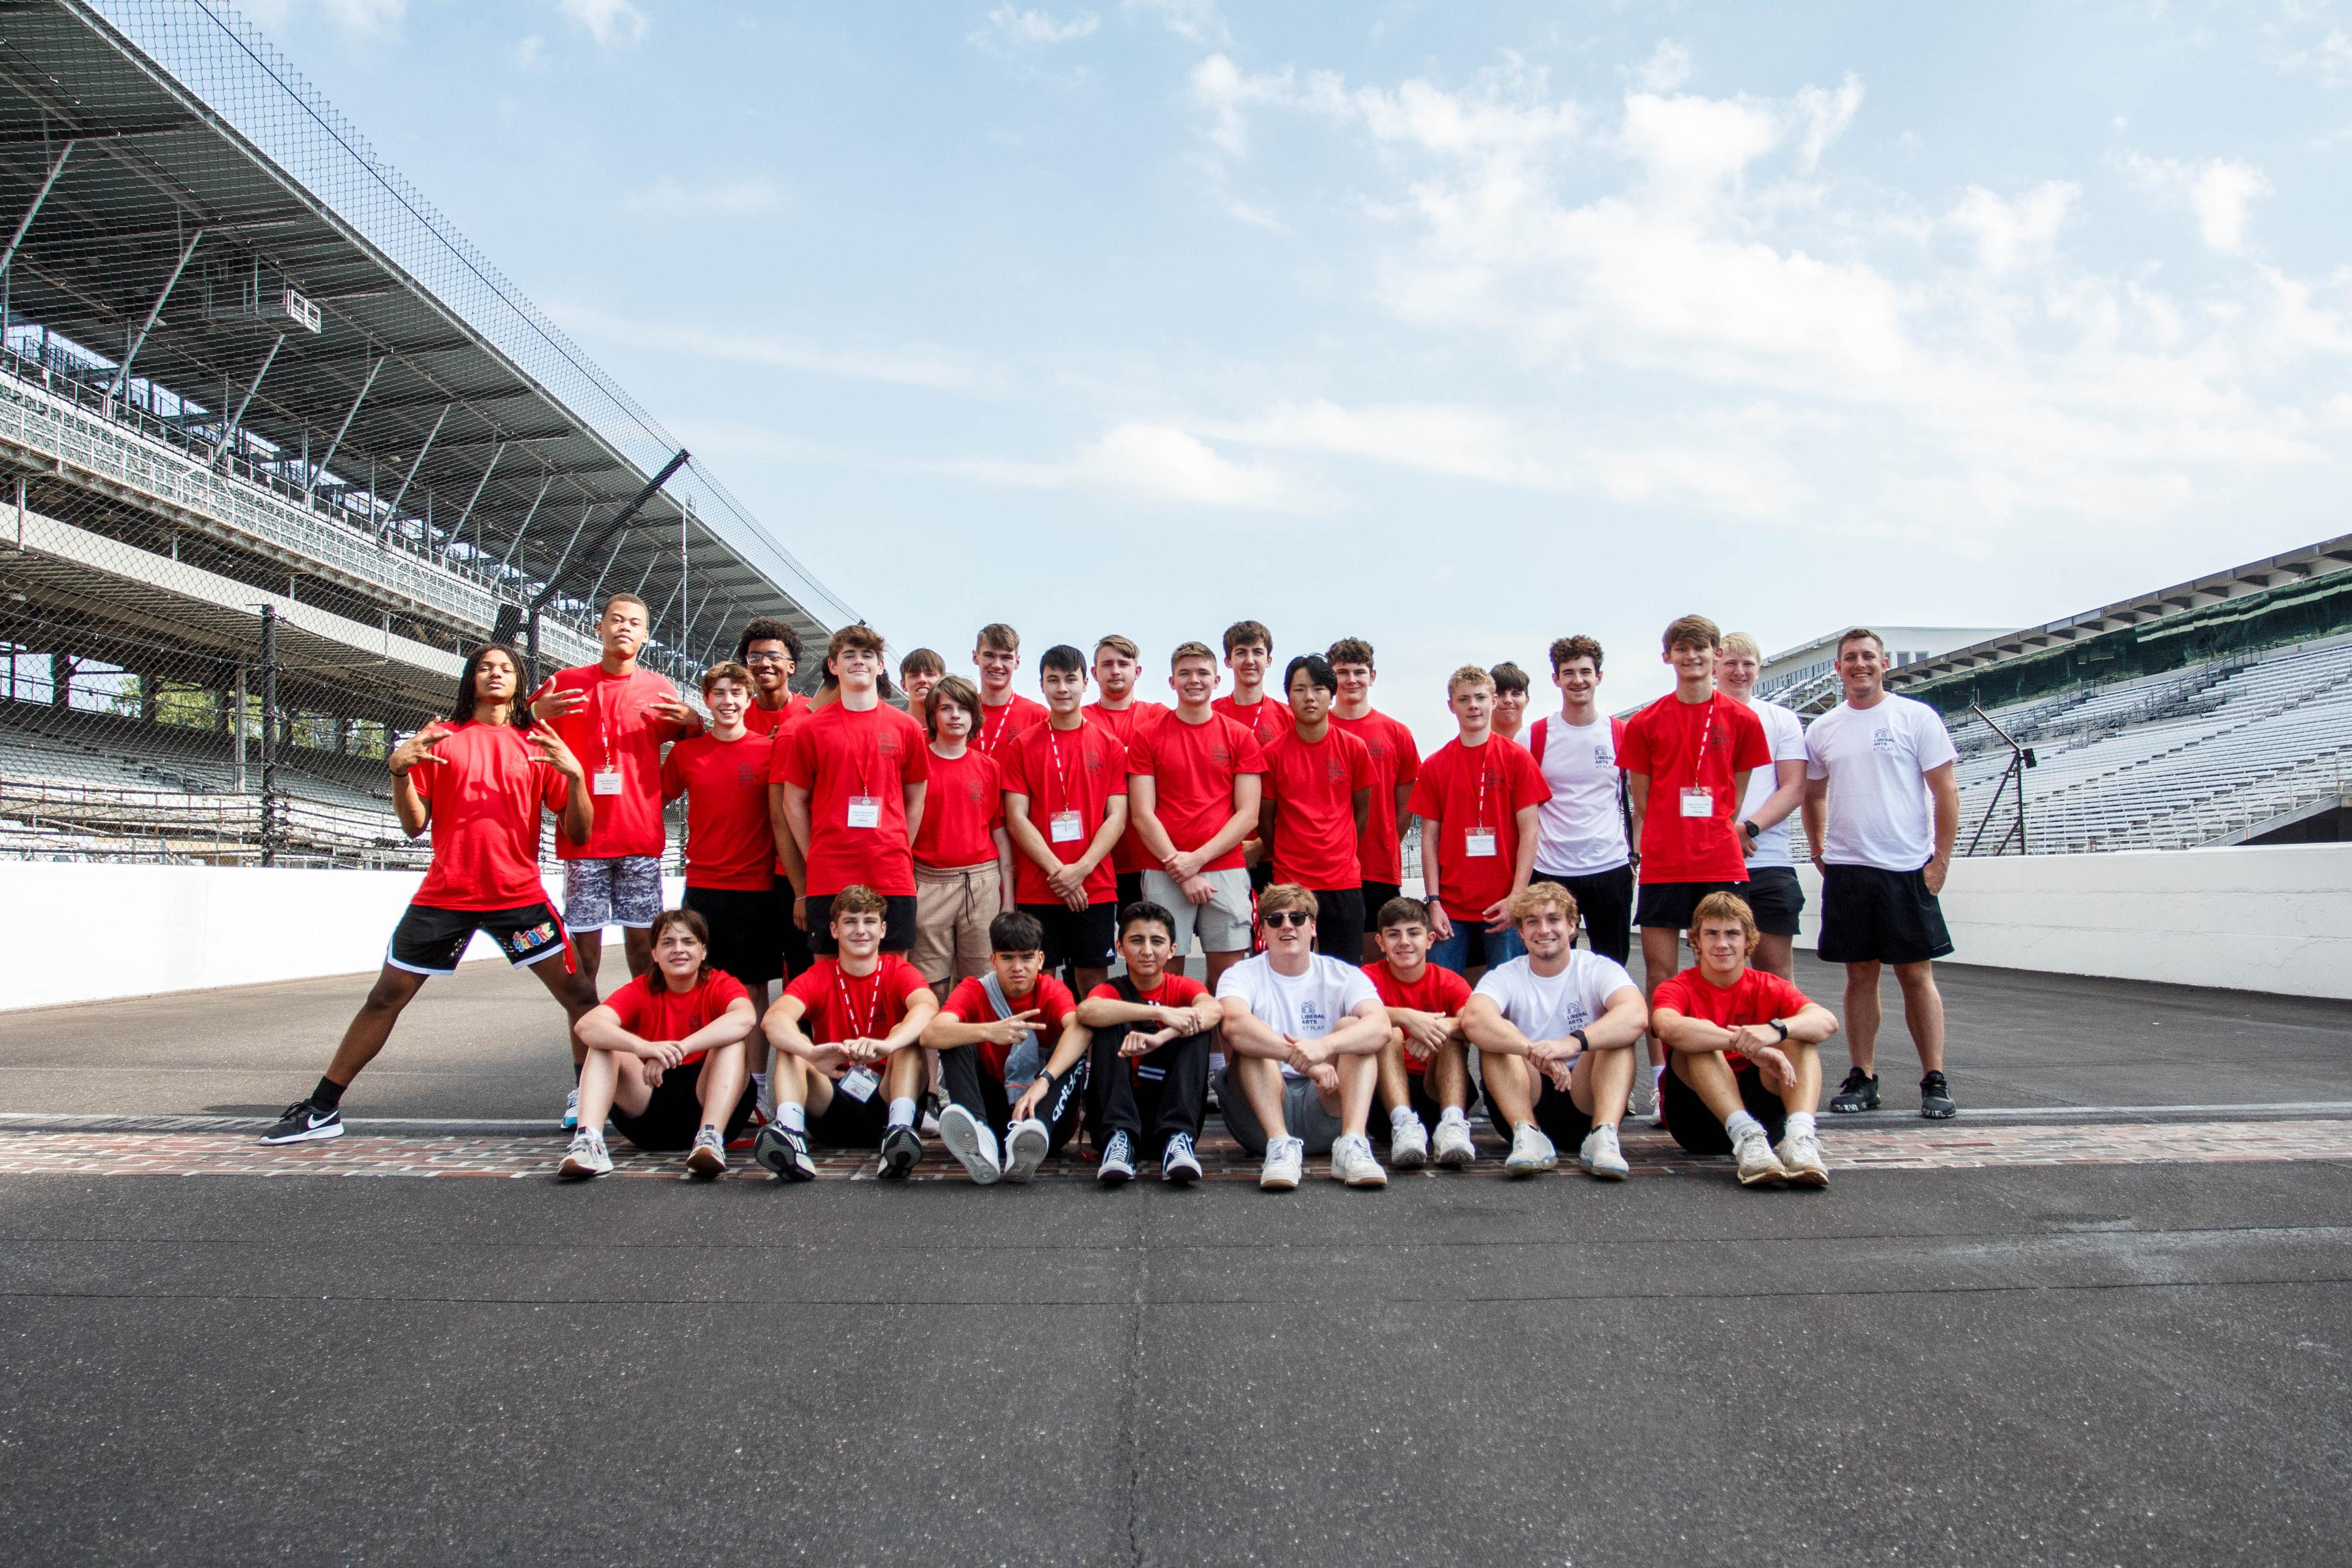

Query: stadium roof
[{"left": 0, "top": 0, "right": 852, "bottom": 670}]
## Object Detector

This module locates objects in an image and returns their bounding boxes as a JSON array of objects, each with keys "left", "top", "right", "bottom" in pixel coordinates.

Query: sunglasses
[{"left": 1262, "top": 910, "right": 1314, "bottom": 928}]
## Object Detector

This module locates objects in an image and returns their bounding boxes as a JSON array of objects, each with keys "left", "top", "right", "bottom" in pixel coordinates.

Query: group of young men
[{"left": 258, "top": 596, "right": 1967, "bottom": 1194}]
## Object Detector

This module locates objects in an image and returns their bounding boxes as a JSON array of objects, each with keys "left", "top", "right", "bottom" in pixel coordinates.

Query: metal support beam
[
  {"left": 378, "top": 402, "right": 449, "bottom": 535},
  {"left": 499, "top": 472, "right": 553, "bottom": 572},
  {"left": 111, "top": 224, "right": 204, "bottom": 398},
  {"left": 307, "top": 354, "right": 384, "bottom": 499},
  {"left": 0, "top": 139, "right": 73, "bottom": 278},
  {"left": 448, "top": 440, "right": 505, "bottom": 549},
  {"left": 527, "top": 448, "right": 690, "bottom": 612}
]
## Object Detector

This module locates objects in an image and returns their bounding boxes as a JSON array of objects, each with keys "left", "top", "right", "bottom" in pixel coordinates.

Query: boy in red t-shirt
[
  {"left": 909, "top": 675, "right": 1015, "bottom": 990},
  {"left": 898, "top": 647, "right": 945, "bottom": 712},
  {"left": 1128, "top": 640, "right": 1267, "bottom": 993},
  {"left": 1211, "top": 618, "right": 1294, "bottom": 749},
  {"left": 1362, "top": 895, "right": 1478, "bottom": 1171},
  {"left": 1326, "top": 636, "right": 1421, "bottom": 962},
  {"left": 972, "top": 622, "right": 1049, "bottom": 755},
  {"left": 757, "top": 885, "right": 941, "bottom": 1181},
  {"left": 737, "top": 618, "right": 813, "bottom": 737},
  {"left": 1409, "top": 664, "right": 1552, "bottom": 981},
  {"left": 1003, "top": 644, "right": 1131, "bottom": 997},
  {"left": 1082, "top": 633, "right": 1168, "bottom": 915},
  {"left": 662, "top": 662, "right": 784, "bottom": 990},
  {"left": 561, "top": 907, "right": 760, "bottom": 1180},
  {"left": 1053, "top": 900, "right": 1224, "bottom": 1184},
  {"left": 261, "top": 645, "right": 600, "bottom": 1145},
  {"left": 1256, "top": 653, "right": 1374, "bottom": 957},
  {"left": 919, "top": 910, "right": 1085, "bottom": 1184},
  {"left": 1652, "top": 891, "right": 1840, "bottom": 1187}
]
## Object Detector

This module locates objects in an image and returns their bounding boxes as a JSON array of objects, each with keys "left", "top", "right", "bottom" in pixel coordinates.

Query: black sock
[
  {"left": 311, "top": 1077, "right": 346, "bottom": 1113},
  {"left": 573, "top": 1061, "right": 584, "bottom": 1083}
]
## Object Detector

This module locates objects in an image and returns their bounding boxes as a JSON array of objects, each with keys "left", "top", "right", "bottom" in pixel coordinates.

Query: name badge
[
  {"left": 591, "top": 768, "right": 623, "bottom": 797},
  {"left": 846, "top": 795, "right": 882, "bottom": 829},
  {"left": 1464, "top": 828, "right": 1497, "bottom": 858},
  {"left": 839, "top": 1066, "right": 879, "bottom": 1102},
  {"left": 1680, "top": 787, "right": 1713, "bottom": 819},
  {"left": 1050, "top": 809, "right": 1085, "bottom": 843}
]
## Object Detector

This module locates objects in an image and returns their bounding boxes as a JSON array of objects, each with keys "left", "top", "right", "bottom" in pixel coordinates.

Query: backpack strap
[{"left": 1529, "top": 716, "right": 1548, "bottom": 762}]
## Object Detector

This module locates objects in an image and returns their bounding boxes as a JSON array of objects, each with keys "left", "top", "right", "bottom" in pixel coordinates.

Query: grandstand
[{"left": 0, "top": 0, "right": 853, "bottom": 865}]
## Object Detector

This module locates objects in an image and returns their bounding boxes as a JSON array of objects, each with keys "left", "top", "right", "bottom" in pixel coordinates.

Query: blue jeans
[{"left": 1428, "top": 919, "right": 1525, "bottom": 976}]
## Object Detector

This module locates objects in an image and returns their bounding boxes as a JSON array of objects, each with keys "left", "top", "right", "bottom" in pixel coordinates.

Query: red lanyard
[
  {"left": 834, "top": 964, "right": 883, "bottom": 1039},
  {"left": 979, "top": 702, "right": 1012, "bottom": 754},
  {"left": 1686, "top": 699, "right": 1716, "bottom": 779},
  {"left": 844, "top": 708, "right": 877, "bottom": 798},
  {"left": 1472, "top": 743, "right": 1495, "bottom": 826},
  {"left": 1046, "top": 725, "right": 1076, "bottom": 813}
]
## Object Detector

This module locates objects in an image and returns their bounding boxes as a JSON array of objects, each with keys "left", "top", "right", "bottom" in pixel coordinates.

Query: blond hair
[
  {"left": 1446, "top": 664, "right": 1495, "bottom": 697},
  {"left": 1257, "top": 882, "right": 1318, "bottom": 921},
  {"left": 1507, "top": 881, "right": 1580, "bottom": 927},
  {"left": 1689, "top": 890, "right": 1758, "bottom": 947},
  {"left": 1720, "top": 632, "right": 1762, "bottom": 662}
]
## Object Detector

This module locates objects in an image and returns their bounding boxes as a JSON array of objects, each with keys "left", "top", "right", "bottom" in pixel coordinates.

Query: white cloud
[
  {"left": 2277, "top": 24, "right": 2352, "bottom": 88},
  {"left": 1126, "top": 0, "right": 1230, "bottom": 46},
  {"left": 972, "top": 6, "right": 1100, "bottom": 47},
  {"left": 559, "top": 0, "right": 647, "bottom": 51},
  {"left": 620, "top": 175, "right": 783, "bottom": 216},
  {"left": 514, "top": 33, "right": 547, "bottom": 69},
  {"left": 1626, "top": 40, "right": 1692, "bottom": 93},
  {"left": 2125, "top": 153, "right": 2273, "bottom": 253},
  {"left": 1945, "top": 180, "right": 2079, "bottom": 276},
  {"left": 241, "top": 0, "right": 405, "bottom": 37},
  {"left": 550, "top": 303, "right": 982, "bottom": 391},
  {"left": 956, "top": 423, "right": 1326, "bottom": 511}
]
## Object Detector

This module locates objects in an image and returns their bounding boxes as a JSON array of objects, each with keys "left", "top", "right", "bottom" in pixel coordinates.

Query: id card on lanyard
[
  {"left": 1680, "top": 702, "right": 1716, "bottom": 818},
  {"left": 845, "top": 712, "right": 884, "bottom": 829},
  {"left": 1047, "top": 727, "right": 1085, "bottom": 843},
  {"left": 835, "top": 966, "right": 886, "bottom": 1096},
  {"left": 1465, "top": 751, "right": 1499, "bottom": 857},
  {"left": 591, "top": 680, "right": 625, "bottom": 795}
]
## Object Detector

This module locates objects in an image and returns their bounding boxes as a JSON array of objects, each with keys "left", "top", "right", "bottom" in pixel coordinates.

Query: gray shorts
[
  {"left": 1214, "top": 1066, "right": 1345, "bottom": 1156},
  {"left": 1141, "top": 866, "right": 1254, "bottom": 955},
  {"left": 563, "top": 855, "right": 664, "bottom": 931}
]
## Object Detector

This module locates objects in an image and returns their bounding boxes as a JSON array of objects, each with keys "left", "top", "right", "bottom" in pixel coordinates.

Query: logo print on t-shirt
[
  {"left": 1593, "top": 745, "right": 1610, "bottom": 766},
  {"left": 1299, "top": 1000, "right": 1330, "bottom": 1034},
  {"left": 736, "top": 763, "right": 763, "bottom": 786},
  {"left": 1209, "top": 745, "right": 1232, "bottom": 766},
  {"left": 1871, "top": 727, "right": 1898, "bottom": 753}
]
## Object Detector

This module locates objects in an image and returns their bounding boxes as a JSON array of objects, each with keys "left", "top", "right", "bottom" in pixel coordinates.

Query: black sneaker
[
  {"left": 879, "top": 1124, "right": 923, "bottom": 1180},
  {"left": 753, "top": 1123, "right": 817, "bottom": 1183},
  {"left": 260, "top": 1100, "right": 342, "bottom": 1145},
  {"left": 1098, "top": 1130, "right": 1136, "bottom": 1186},
  {"left": 1919, "top": 1071, "right": 1958, "bottom": 1120},
  {"left": 1160, "top": 1132, "right": 1202, "bottom": 1186},
  {"left": 1827, "top": 1068, "right": 1880, "bottom": 1114}
]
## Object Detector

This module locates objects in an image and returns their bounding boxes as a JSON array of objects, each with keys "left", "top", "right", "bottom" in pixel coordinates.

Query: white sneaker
[
  {"left": 1735, "top": 1129, "right": 1786, "bottom": 1186},
  {"left": 685, "top": 1126, "right": 727, "bottom": 1179},
  {"left": 1098, "top": 1130, "right": 1137, "bottom": 1185},
  {"left": 1388, "top": 1117, "right": 1429, "bottom": 1170},
  {"left": 938, "top": 1103, "right": 1002, "bottom": 1186},
  {"left": 1503, "top": 1122, "right": 1558, "bottom": 1177},
  {"left": 1331, "top": 1133, "right": 1388, "bottom": 1188},
  {"left": 1004, "top": 1117, "right": 1052, "bottom": 1183},
  {"left": 561, "top": 1086, "right": 580, "bottom": 1131},
  {"left": 1578, "top": 1122, "right": 1629, "bottom": 1181},
  {"left": 1649, "top": 1066, "right": 1667, "bottom": 1127},
  {"left": 557, "top": 1129, "right": 610, "bottom": 1180},
  {"left": 1431, "top": 1117, "right": 1476, "bottom": 1169},
  {"left": 1776, "top": 1130, "right": 1830, "bottom": 1188},
  {"left": 1259, "top": 1135, "right": 1305, "bottom": 1192}
]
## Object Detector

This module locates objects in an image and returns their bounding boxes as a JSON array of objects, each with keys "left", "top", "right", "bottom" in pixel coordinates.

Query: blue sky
[{"left": 240, "top": 0, "right": 2352, "bottom": 745}]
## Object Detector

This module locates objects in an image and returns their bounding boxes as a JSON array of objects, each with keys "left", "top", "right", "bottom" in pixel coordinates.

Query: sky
[{"left": 235, "top": 0, "right": 2352, "bottom": 747}]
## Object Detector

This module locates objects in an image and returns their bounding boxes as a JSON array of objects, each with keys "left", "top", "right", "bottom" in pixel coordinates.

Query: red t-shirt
[
  {"left": 1083, "top": 700, "right": 1168, "bottom": 875},
  {"left": 1086, "top": 973, "right": 1212, "bottom": 1075},
  {"left": 743, "top": 694, "right": 812, "bottom": 736},
  {"left": 1618, "top": 691, "right": 1770, "bottom": 885},
  {"left": 772, "top": 702, "right": 932, "bottom": 896},
  {"left": 911, "top": 745, "right": 1004, "bottom": 870},
  {"left": 1650, "top": 964, "right": 1811, "bottom": 1071},
  {"left": 603, "top": 968, "right": 751, "bottom": 1065},
  {"left": 1212, "top": 692, "right": 1293, "bottom": 749},
  {"left": 412, "top": 721, "right": 572, "bottom": 911},
  {"left": 661, "top": 730, "right": 777, "bottom": 891},
  {"left": 974, "top": 694, "right": 1049, "bottom": 757},
  {"left": 529, "top": 664, "right": 687, "bottom": 860},
  {"left": 1000, "top": 719, "right": 1129, "bottom": 906},
  {"left": 1362, "top": 959, "right": 1475, "bottom": 1075},
  {"left": 783, "top": 955, "right": 932, "bottom": 1046},
  {"left": 1330, "top": 708, "right": 1421, "bottom": 885},
  {"left": 1407, "top": 736, "right": 1552, "bottom": 923},
  {"left": 1259, "top": 726, "right": 1375, "bottom": 890},
  {"left": 1127, "top": 710, "right": 1266, "bottom": 872},
  {"left": 940, "top": 972, "right": 1079, "bottom": 1079}
]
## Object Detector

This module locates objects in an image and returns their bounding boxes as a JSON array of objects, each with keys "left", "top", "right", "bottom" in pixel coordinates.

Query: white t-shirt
[
  {"left": 1473, "top": 951, "right": 1637, "bottom": 1040},
  {"left": 1216, "top": 952, "right": 1380, "bottom": 1079},
  {"left": 1803, "top": 693, "right": 1957, "bottom": 871},
  {"left": 1530, "top": 715, "right": 1629, "bottom": 877},
  {"left": 1737, "top": 696, "right": 1808, "bottom": 870}
]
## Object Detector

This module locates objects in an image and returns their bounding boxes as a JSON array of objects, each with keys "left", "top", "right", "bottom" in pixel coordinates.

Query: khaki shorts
[
  {"left": 1141, "top": 866, "right": 1254, "bottom": 956},
  {"left": 913, "top": 860, "right": 1001, "bottom": 988}
]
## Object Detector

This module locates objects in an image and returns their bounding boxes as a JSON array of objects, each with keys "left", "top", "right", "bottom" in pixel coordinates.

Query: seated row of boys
[{"left": 558, "top": 877, "right": 1840, "bottom": 1192}]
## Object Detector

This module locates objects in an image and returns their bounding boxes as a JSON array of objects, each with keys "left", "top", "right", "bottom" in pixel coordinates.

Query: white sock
[
  {"left": 1724, "top": 1109, "right": 1766, "bottom": 1144},
  {"left": 1390, "top": 1103, "right": 1420, "bottom": 1131},
  {"left": 1439, "top": 1105, "right": 1469, "bottom": 1126},
  {"left": 1785, "top": 1111, "right": 1818, "bottom": 1141},
  {"left": 887, "top": 1096, "right": 917, "bottom": 1130},
  {"left": 778, "top": 1103, "right": 807, "bottom": 1134}
]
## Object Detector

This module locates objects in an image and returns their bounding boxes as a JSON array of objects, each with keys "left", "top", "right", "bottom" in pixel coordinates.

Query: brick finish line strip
[{"left": 2, "top": 1119, "right": 2349, "bottom": 1181}]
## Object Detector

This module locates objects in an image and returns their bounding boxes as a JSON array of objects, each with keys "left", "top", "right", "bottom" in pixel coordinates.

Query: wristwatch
[
  {"left": 1569, "top": 1028, "right": 1590, "bottom": 1052},
  {"left": 1739, "top": 819, "right": 1761, "bottom": 843},
  {"left": 1769, "top": 1019, "right": 1789, "bottom": 1041}
]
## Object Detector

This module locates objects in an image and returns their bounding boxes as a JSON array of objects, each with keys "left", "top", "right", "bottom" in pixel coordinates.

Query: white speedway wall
[{"left": 0, "top": 846, "right": 2344, "bottom": 1011}]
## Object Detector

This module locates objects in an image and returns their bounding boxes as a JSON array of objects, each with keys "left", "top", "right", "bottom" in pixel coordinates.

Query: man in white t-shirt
[
  {"left": 1716, "top": 632, "right": 1810, "bottom": 980},
  {"left": 1214, "top": 881, "right": 1392, "bottom": 1191},
  {"left": 1799, "top": 628, "right": 1962, "bottom": 1120},
  {"left": 1460, "top": 881, "right": 1649, "bottom": 1179},
  {"left": 1526, "top": 635, "right": 1633, "bottom": 967}
]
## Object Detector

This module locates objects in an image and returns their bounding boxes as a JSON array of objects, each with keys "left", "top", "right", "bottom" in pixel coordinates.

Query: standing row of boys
[{"left": 259, "top": 599, "right": 1964, "bottom": 1192}]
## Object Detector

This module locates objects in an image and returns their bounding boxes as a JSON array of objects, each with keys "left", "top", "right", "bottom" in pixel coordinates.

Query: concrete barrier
[{"left": 1791, "top": 842, "right": 2352, "bottom": 1001}]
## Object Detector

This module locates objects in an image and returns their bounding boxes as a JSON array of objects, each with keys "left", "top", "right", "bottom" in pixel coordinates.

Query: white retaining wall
[{"left": 1791, "top": 842, "right": 2352, "bottom": 1001}]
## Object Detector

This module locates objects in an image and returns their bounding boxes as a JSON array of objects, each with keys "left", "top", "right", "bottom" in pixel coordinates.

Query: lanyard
[
  {"left": 1472, "top": 743, "right": 1495, "bottom": 826},
  {"left": 845, "top": 708, "right": 877, "bottom": 799},
  {"left": 834, "top": 964, "right": 882, "bottom": 1039},
  {"left": 979, "top": 702, "right": 1013, "bottom": 754},
  {"left": 1686, "top": 699, "right": 1716, "bottom": 779},
  {"left": 1046, "top": 725, "right": 1077, "bottom": 813}
]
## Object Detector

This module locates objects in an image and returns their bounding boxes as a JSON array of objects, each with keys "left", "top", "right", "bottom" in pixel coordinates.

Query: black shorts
[
  {"left": 1739, "top": 865, "right": 1805, "bottom": 938},
  {"left": 1663, "top": 1056, "right": 1789, "bottom": 1156},
  {"left": 1310, "top": 887, "right": 1365, "bottom": 958},
  {"left": 1486, "top": 1076, "right": 1593, "bottom": 1149},
  {"left": 1116, "top": 872, "right": 1147, "bottom": 920},
  {"left": 1249, "top": 860, "right": 1275, "bottom": 895},
  {"left": 805, "top": 892, "right": 918, "bottom": 956},
  {"left": 683, "top": 885, "right": 786, "bottom": 987},
  {"left": 1635, "top": 879, "right": 1751, "bottom": 932},
  {"left": 387, "top": 902, "right": 572, "bottom": 977},
  {"left": 1360, "top": 881, "right": 1402, "bottom": 936},
  {"left": 808, "top": 1076, "right": 889, "bottom": 1148},
  {"left": 1019, "top": 900, "right": 1119, "bottom": 972},
  {"left": 1533, "top": 864, "right": 1633, "bottom": 964},
  {"left": 1818, "top": 864, "right": 1953, "bottom": 966},
  {"left": 774, "top": 875, "right": 814, "bottom": 980},
  {"left": 609, "top": 1056, "right": 757, "bottom": 1152}
]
